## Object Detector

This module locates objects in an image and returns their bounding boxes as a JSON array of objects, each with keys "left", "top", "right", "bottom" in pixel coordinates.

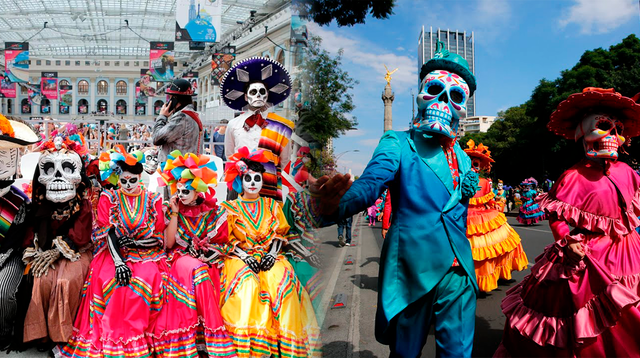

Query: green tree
[
  {"left": 293, "top": 0, "right": 395, "bottom": 26},
  {"left": 297, "top": 36, "right": 358, "bottom": 147}
]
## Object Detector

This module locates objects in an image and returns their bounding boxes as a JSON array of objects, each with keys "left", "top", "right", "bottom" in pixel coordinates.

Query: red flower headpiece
[{"left": 223, "top": 146, "right": 269, "bottom": 193}]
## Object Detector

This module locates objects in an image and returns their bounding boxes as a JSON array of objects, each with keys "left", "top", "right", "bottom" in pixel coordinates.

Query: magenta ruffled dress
[{"left": 496, "top": 159, "right": 640, "bottom": 357}]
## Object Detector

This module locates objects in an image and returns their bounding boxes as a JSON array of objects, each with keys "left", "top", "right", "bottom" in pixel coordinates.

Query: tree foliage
[
  {"left": 293, "top": 0, "right": 395, "bottom": 27},
  {"left": 460, "top": 34, "right": 640, "bottom": 184},
  {"left": 297, "top": 36, "right": 358, "bottom": 147}
]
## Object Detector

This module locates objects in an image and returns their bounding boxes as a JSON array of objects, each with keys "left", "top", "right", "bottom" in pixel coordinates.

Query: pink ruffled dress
[
  {"left": 152, "top": 199, "right": 236, "bottom": 357},
  {"left": 496, "top": 159, "right": 640, "bottom": 357}
]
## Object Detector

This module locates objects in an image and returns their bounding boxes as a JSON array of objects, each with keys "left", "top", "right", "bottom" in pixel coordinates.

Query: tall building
[{"left": 417, "top": 27, "right": 475, "bottom": 117}]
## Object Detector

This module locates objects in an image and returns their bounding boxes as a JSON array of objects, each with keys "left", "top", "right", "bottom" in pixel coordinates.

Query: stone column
[{"left": 381, "top": 82, "right": 394, "bottom": 132}]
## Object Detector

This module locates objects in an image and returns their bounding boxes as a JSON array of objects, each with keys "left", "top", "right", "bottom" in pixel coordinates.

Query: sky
[{"left": 308, "top": 0, "right": 640, "bottom": 176}]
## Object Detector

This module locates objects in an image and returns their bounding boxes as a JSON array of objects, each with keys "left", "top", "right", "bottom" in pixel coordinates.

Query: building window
[
  {"left": 94, "top": 60, "right": 101, "bottom": 66},
  {"left": 115, "top": 61, "right": 120, "bottom": 66},
  {"left": 276, "top": 49, "right": 285, "bottom": 65},
  {"left": 116, "top": 99, "right": 127, "bottom": 115},
  {"left": 75, "top": 61, "right": 81, "bottom": 66},
  {"left": 85, "top": 61, "right": 90, "bottom": 66},
  {"left": 136, "top": 102, "right": 146, "bottom": 116},
  {"left": 6, "top": 99, "right": 12, "bottom": 114},
  {"left": 134, "top": 61, "right": 140, "bottom": 67},
  {"left": 78, "top": 80, "right": 89, "bottom": 95},
  {"left": 115, "top": 80, "right": 127, "bottom": 96},
  {"left": 65, "top": 60, "right": 70, "bottom": 66},
  {"left": 97, "top": 99, "right": 108, "bottom": 114},
  {"left": 143, "top": 61, "right": 149, "bottom": 67},
  {"left": 124, "top": 61, "right": 130, "bottom": 66},
  {"left": 36, "top": 60, "right": 41, "bottom": 65},
  {"left": 21, "top": 99, "right": 31, "bottom": 114},
  {"left": 46, "top": 60, "right": 51, "bottom": 66},
  {"left": 97, "top": 80, "right": 108, "bottom": 95},
  {"left": 20, "top": 85, "right": 28, "bottom": 95},
  {"left": 78, "top": 99, "right": 89, "bottom": 114},
  {"left": 154, "top": 100, "right": 164, "bottom": 115},
  {"left": 105, "top": 61, "right": 110, "bottom": 66},
  {"left": 40, "top": 98, "right": 51, "bottom": 114},
  {"left": 55, "top": 60, "right": 61, "bottom": 66},
  {"left": 59, "top": 80, "right": 70, "bottom": 87}
]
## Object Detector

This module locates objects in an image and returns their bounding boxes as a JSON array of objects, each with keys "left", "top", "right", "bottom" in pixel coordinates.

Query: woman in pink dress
[
  {"left": 57, "top": 146, "right": 168, "bottom": 357},
  {"left": 496, "top": 88, "right": 640, "bottom": 357},
  {"left": 153, "top": 151, "right": 236, "bottom": 357}
]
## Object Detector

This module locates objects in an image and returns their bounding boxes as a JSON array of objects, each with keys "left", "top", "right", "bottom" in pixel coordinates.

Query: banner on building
[
  {"left": 4, "top": 42, "right": 29, "bottom": 83},
  {"left": 189, "top": 42, "right": 205, "bottom": 51},
  {"left": 0, "top": 75, "right": 16, "bottom": 98},
  {"left": 210, "top": 53, "right": 235, "bottom": 86},
  {"left": 182, "top": 71, "right": 199, "bottom": 96},
  {"left": 59, "top": 83, "right": 73, "bottom": 107},
  {"left": 41, "top": 72, "right": 58, "bottom": 100},
  {"left": 149, "top": 42, "right": 175, "bottom": 82},
  {"left": 137, "top": 69, "right": 157, "bottom": 104},
  {"left": 175, "top": 0, "right": 222, "bottom": 42}
]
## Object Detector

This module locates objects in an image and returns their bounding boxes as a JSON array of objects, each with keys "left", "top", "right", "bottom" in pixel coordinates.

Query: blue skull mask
[{"left": 414, "top": 69, "right": 470, "bottom": 138}]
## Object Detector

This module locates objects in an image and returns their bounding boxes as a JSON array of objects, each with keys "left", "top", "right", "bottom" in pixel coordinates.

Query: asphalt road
[{"left": 319, "top": 212, "right": 555, "bottom": 358}]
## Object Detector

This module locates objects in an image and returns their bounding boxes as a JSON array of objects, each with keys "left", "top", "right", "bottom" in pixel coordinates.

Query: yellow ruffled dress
[
  {"left": 219, "top": 196, "right": 321, "bottom": 358},
  {"left": 467, "top": 178, "right": 528, "bottom": 292}
]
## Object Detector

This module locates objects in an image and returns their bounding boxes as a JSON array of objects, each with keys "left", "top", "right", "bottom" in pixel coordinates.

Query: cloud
[
  {"left": 358, "top": 138, "right": 381, "bottom": 147},
  {"left": 558, "top": 0, "right": 637, "bottom": 34},
  {"left": 309, "top": 23, "right": 418, "bottom": 91},
  {"left": 344, "top": 128, "right": 367, "bottom": 137},
  {"left": 396, "top": 46, "right": 406, "bottom": 51},
  {"left": 336, "top": 159, "right": 368, "bottom": 176}
]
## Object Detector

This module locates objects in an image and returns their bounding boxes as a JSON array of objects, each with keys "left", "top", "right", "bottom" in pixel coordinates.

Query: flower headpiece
[
  {"left": 520, "top": 177, "right": 538, "bottom": 186},
  {"left": 223, "top": 146, "right": 269, "bottom": 194},
  {"left": 464, "top": 139, "right": 494, "bottom": 171},
  {"left": 37, "top": 133, "right": 89, "bottom": 159},
  {"left": 98, "top": 145, "right": 145, "bottom": 185},
  {"left": 159, "top": 150, "right": 217, "bottom": 194}
]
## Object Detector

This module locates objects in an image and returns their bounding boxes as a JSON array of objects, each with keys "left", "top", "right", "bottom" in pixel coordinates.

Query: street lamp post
[{"left": 334, "top": 149, "right": 360, "bottom": 173}]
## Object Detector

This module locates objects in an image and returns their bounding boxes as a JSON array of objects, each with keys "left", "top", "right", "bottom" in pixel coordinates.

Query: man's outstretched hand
[{"left": 310, "top": 173, "right": 353, "bottom": 215}]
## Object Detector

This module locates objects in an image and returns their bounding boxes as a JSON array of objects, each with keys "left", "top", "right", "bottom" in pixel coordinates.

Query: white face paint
[
  {"left": 38, "top": 151, "right": 83, "bottom": 203},
  {"left": 575, "top": 112, "right": 625, "bottom": 160},
  {"left": 119, "top": 171, "right": 141, "bottom": 195},
  {"left": 0, "top": 149, "right": 18, "bottom": 197},
  {"left": 176, "top": 182, "right": 197, "bottom": 206},
  {"left": 245, "top": 82, "right": 268, "bottom": 109},
  {"left": 498, "top": 182, "right": 503, "bottom": 190},
  {"left": 242, "top": 170, "right": 263, "bottom": 195},
  {"left": 143, "top": 149, "right": 159, "bottom": 175}
]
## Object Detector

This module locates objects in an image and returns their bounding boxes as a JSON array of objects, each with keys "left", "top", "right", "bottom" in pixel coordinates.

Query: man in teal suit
[{"left": 316, "top": 41, "right": 479, "bottom": 357}]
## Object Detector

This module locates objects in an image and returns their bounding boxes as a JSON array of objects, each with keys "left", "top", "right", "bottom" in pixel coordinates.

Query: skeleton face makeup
[
  {"left": 471, "top": 159, "right": 481, "bottom": 172},
  {"left": 176, "top": 182, "right": 197, "bottom": 206},
  {"left": 498, "top": 182, "right": 503, "bottom": 190},
  {"left": 0, "top": 149, "right": 18, "bottom": 197},
  {"left": 245, "top": 83, "right": 268, "bottom": 109},
  {"left": 242, "top": 170, "right": 262, "bottom": 195},
  {"left": 575, "top": 113, "right": 625, "bottom": 160},
  {"left": 415, "top": 70, "right": 469, "bottom": 138},
  {"left": 143, "top": 149, "right": 159, "bottom": 175},
  {"left": 119, "top": 171, "right": 141, "bottom": 195},
  {"left": 38, "top": 151, "right": 83, "bottom": 203}
]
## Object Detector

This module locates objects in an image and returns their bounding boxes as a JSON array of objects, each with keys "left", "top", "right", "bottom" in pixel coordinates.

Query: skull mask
[
  {"left": 242, "top": 170, "right": 262, "bottom": 195},
  {"left": 245, "top": 82, "right": 268, "bottom": 109},
  {"left": 143, "top": 149, "right": 159, "bottom": 175},
  {"left": 38, "top": 150, "right": 82, "bottom": 203},
  {"left": 498, "top": 182, "right": 503, "bottom": 190},
  {"left": 119, "top": 171, "right": 141, "bottom": 195},
  {"left": 0, "top": 149, "right": 18, "bottom": 197},
  {"left": 414, "top": 70, "right": 469, "bottom": 138},
  {"left": 575, "top": 112, "right": 625, "bottom": 160},
  {"left": 176, "top": 182, "right": 197, "bottom": 205}
]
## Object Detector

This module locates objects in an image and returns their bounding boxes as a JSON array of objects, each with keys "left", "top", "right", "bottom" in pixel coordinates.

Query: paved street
[{"left": 318, "top": 212, "right": 554, "bottom": 358}]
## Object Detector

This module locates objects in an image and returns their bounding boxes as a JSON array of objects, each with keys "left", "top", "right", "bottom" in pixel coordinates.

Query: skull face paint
[
  {"left": 245, "top": 83, "right": 268, "bottom": 109},
  {"left": 119, "top": 171, "right": 142, "bottom": 195},
  {"left": 575, "top": 113, "right": 625, "bottom": 160},
  {"left": 176, "top": 182, "right": 197, "bottom": 206},
  {"left": 38, "top": 151, "right": 83, "bottom": 203},
  {"left": 498, "top": 182, "right": 503, "bottom": 190},
  {"left": 414, "top": 70, "right": 469, "bottom": 138},
  {"left": 242, "top": 170, "right": 263, "bottom": 195},
  {"left": 143, "top": 149, "right": 159, "bottom": 175},
  {"left": 0, "top": 149, "right": 18, "bottom": 197}
]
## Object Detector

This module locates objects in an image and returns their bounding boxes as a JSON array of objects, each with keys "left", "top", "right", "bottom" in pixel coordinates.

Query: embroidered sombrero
[
  {"left": 0, "top": 114, "right": 39, "bottom": 149},
  {"left": 548, "top": 87, "right": 640, "bottom": 141},
  {"left": 220, "top": 56, "right": 292, "bottom": 111}
]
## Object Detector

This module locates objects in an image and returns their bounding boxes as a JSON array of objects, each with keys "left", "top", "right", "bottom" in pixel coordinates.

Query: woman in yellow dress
[{"left": 218, "top": 147, "right": 320, "bottom": 358}]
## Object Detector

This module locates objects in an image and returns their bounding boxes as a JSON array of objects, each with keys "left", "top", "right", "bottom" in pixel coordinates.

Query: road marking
[
  {"left": 516, "top": 226, "right": 552, "bottom": 233},
  {"left": 348, "top": 216, "right": 363, "bottom": 358},
  {"left": 317, "top": 218, "right": 352, "bottom": 328},
  {"left": 527, "top": 262, "right": 534, "bottom": 268}
]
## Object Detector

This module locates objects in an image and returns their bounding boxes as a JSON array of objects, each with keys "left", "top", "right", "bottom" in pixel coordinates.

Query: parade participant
[
  {"left": 142, "top": 147, "right": 159, "bottom": 175},
  {"left": 219, "top": 147, "right": 320, "bottom": 358},
  {"left": 58, "top": 145, "right": 167, "bottom": 357},
  {"left": 493, "top": 180, "right": 507, "bottom": 212},
  {"left": 314, "top": 40, "right": 480, "bottom": 357},
  {"left": 153, "top": 78, "right": 203, "bottom": 164},
  {"left": 22, "top": 135, "right": 93, "bottom": 349},
  {"left": 154, "top": 150, "right": 236, "bottom": 357},
  {"left": 496, "top": 87, "right": 640, "bottom": 357},
  {"left": 367, "top": 199, "right": 380, "bottom": 226},
  {"left": 222, "top": 56, "right": 293, "bottom": 201},
  {"left": 284, "top": 146, "right": 312, "bottom": 192},
  {"left": 464, "top": 140, "right": 527, "bottom": 293},
  {"left": 517, "top": 177, "right": 545, "bottom": 225},
  {"left": 0, "top": 115, "right": 38, "bottom": 349}
]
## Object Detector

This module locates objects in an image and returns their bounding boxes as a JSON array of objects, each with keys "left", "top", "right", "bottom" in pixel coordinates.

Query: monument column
[{"left": 382, "top": 82, "right": 394, "bottom": 132}]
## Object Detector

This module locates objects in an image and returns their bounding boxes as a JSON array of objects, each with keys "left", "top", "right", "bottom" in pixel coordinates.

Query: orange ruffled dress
[{"left": 467, "top": 178, "right": 528, "bottom": 292}]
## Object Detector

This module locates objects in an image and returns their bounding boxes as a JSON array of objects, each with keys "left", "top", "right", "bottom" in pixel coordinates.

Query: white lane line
[
  {"left": 317, "top": 218, "right": 351, "bottom": 328},
  {"left": 516, "top": 226, "right": 552, "bottom": 233},
  {"left": 348, "top": 216, "right": 363, "bottom": 358}
]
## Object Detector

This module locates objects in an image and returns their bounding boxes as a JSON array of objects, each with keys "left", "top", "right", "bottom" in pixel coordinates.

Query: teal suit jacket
[{"left": 335, "top": 130, "right": 479, "bottom": 342}]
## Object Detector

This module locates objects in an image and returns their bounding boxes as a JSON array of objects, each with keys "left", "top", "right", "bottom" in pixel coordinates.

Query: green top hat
[{"left": 419, "top": 40, "right": 477, "bottom": 95}]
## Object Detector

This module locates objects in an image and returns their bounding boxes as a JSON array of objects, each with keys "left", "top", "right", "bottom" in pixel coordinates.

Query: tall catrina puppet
[
  {"left": 496, "top": 88, "right": 640, "bottom": 357},
  {"left": 21, "top": 134, "right": 93, "bottom": 351},
  {"left": 0, "top": 114, "right": 38, "bottom": 350}
]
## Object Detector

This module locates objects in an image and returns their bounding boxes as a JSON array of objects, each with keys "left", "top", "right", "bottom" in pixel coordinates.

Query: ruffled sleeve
[
  {"left": 272, "top": 198, "right": 291, "bottom": 243},
  {"left": 219, "top": 202, "right": 243, "bottom": 256},
  {"left": 151, "top": 193, "right": 166, "bottom": 233},
  {"left": 92, "top": 190, "right": 115, "bottom": 252}
]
